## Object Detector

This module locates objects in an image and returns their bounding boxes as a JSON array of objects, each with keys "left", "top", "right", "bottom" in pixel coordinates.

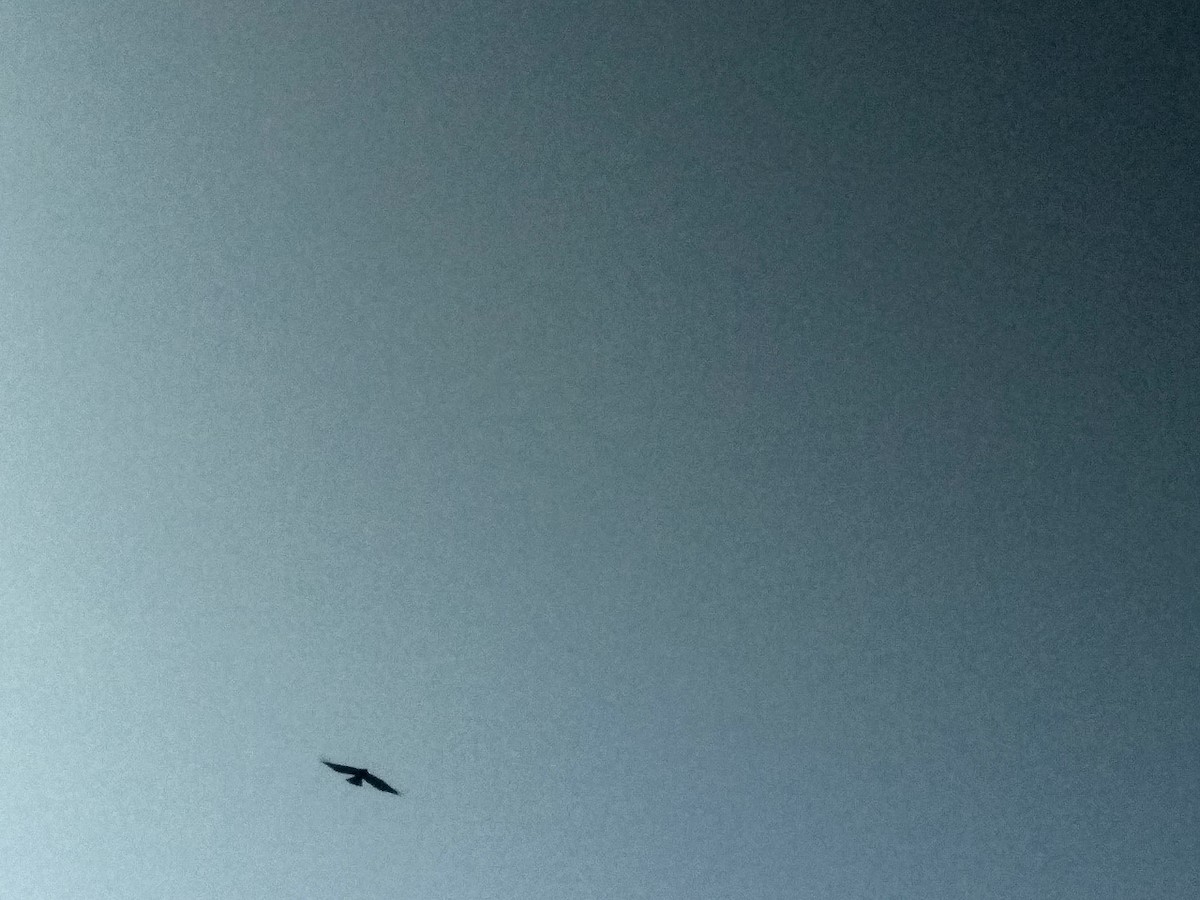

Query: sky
[{"left": 2, "top": 0, "right": 1197, "bottom": 897}]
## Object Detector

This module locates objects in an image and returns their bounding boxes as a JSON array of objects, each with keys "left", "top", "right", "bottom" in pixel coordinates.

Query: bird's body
[{"left": 322, "top": 759, "right": 401, "bottom": 795}]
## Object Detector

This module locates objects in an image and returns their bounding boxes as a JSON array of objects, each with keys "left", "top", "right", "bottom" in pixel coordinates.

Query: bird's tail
[{"left": 346, "top": 776, "right": 364, "bottom": 786}]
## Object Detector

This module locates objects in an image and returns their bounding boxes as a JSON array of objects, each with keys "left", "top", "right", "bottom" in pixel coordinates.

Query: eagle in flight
[{"left": 322, "top": 759, "right": 402, "bottom": 795}]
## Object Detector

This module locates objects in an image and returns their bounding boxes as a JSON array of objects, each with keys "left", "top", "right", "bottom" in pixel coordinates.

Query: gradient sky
[{"left": 3, "top": 1, "right": 1197, "bottom": 897}]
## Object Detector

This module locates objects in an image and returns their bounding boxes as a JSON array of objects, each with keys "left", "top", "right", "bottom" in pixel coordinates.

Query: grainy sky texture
[{"left": 3, "top": 1, "right": 1198, "bottom": 897}]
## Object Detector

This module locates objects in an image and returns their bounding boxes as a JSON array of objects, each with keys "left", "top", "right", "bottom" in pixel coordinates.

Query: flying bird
[{"left": 322, "top": 759, "right": 402, "bottom": 795}]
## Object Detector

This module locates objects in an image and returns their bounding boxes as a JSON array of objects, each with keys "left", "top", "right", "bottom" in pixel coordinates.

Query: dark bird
[{"left": 322, "top": 759, "right": 402, "bottom": 795}]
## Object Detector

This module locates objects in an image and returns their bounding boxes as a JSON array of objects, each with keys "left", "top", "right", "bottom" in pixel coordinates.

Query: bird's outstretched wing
[
  {"left": 362, "top": 772, "right": 401, "bottom": 795},
  {"left": 322, "top": 759, "right": 364, "bottom": 776}
]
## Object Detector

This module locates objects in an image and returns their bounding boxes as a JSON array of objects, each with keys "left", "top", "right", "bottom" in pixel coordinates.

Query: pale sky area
[{"left": 2, "top": 1, "right": 1198, "bottom": 897}]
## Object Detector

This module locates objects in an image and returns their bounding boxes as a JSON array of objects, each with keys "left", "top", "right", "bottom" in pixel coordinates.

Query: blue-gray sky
[{"left": 3, "top": 1, "right": 1197, "bottom": 897}]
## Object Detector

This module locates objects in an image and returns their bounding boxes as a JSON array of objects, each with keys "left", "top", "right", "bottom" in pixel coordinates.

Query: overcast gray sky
[{"left": 3, "top": 1, "right": 1197, "bottom": 897}]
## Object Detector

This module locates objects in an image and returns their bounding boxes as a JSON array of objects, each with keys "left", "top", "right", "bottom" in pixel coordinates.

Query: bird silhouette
[{"left": 322, "top": 759, "right": 402, "bottom": 795}]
